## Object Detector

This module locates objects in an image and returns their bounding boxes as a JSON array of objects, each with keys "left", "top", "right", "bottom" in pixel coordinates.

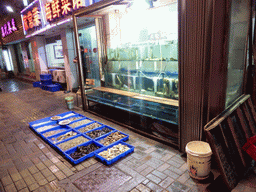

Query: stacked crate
[{"left": 33, "top": 74, "right": 61, "bottom": 92}]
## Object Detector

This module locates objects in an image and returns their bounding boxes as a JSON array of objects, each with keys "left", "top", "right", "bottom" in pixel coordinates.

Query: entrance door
[
  {"left": 77, "top": 16, "right": 105, "bottom": 88},
  {"left": 73, "top": 15, "right": 105, "bottom": 110}
]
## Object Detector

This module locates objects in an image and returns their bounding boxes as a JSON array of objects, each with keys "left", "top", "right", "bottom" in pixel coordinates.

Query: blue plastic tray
[
  {"left": 41, "top": 79, "right": 52, "bottom": 85},
  {"left": 95, "top": 131, "right": 129, "bottom": 146},
  {"left": 58, "top": 114, "right": 84, "bottom": 123},
  {"left": 75, "top": 121, "right": 104, "bottom": 133},
  {"left": 64, "top": 140, "right": 104, "bottom": 164},
  {"left": 95, "top": 141, "right": 134, "bottom": 165},
  {"left": 47, "top": 84, "right": 60, "bottom": 92},
  {"left": 56, "top": 134, "right": 91, "bottom": 152},
  {"left": 68, "top": 117, "right": 94, "bottom": 129},
  {"left": 33, "top": 81, "right": 41, "bottom": 87},
  {"left": 48, "top": 129, "right": 80, "bottom": 145},
  {"left": 53, "top": 111, "right": 79, "bottom": 120},
  {"left": 40, "top": 74, "right": 52, "bottom": 80},
  {"left": 84, "top": 125, "right": 116, "bottom": 139},
  {"left": 40, "top": 126, "right": 71, "bottom": 138},
  {"left": 29, "top": 117, "right": 53, "bottom": 128},
  {"left": 28, "top": 111, "right": 131, "bottom": 165},
  {"left": 35, "top": 124, "right": 59, "bottom": 133}
]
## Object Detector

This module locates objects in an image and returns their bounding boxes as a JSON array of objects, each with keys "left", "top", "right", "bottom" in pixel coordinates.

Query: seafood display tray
[
  {"left": 65, "top": 140, "right": 104, "bottom": 164},
  {"left": 29, "top": 111, "right": 134, "bottom": 165},
  {"left": 95, "top": 141, "right": 134, "bottom": 165},
  {"left": 95, "top": 131, "right": 129, "bottom": 146}
]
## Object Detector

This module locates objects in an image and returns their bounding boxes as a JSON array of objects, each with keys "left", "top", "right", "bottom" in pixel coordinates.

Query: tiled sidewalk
[{"left": 0, "top": 79, "right": 255, "bottom": 192}]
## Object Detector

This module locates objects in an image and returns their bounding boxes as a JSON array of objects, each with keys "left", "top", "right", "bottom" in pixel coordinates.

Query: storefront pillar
[{"left": 178, "top": 0, "right": 230, "bottom": 152}]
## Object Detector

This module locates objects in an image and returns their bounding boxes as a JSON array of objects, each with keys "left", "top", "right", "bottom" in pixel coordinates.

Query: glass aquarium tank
[
  {"left": 225, "top": 0, "right": 250, "bottom": 107},
  {"left": 86, "top": 0, "right": 179, "bottom": 143},
  {"left": 103, "top": 0, "right": 178, "bottom": 100}
]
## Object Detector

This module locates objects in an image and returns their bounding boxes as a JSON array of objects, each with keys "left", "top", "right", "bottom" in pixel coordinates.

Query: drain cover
[{"left": 73, "top": 166, "right": 132, "bottom": 192}]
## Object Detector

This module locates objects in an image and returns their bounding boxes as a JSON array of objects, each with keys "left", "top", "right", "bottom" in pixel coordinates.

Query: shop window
[
  {"left": 225, "top": 0, "right": 250, "bottom": 107},
  {"left": 78, "top": 22, "right": 100, "bottom": 86},
  {"left": 45, "top": 35, "right": 64, "bottom": 68},
  {"left": 2, "top": 47, "right": 14, "bottom": 71},
  {"left": 104, "top": 0, "right": 178, "bottom": 100}
]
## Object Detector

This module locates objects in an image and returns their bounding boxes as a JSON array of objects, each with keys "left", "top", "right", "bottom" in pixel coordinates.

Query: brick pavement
[{"left": 0, "top": 78, "right": 255, "bottom": 192}]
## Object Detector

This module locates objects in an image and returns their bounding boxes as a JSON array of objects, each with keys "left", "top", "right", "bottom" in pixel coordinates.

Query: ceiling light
[
  {"left": 23, "top": 0, "right": 28, "bottom": 6},
  {"left": 6, "top": 6, "right": 14, "bottom": 12}
]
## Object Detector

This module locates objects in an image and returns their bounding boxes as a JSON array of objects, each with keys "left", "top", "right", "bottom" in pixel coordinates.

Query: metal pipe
[{"left": 72, "top": 14, "right": 88, "bottom": 111}]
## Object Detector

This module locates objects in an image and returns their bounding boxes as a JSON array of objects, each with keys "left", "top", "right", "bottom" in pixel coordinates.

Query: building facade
[{"left": 0, "top": 0, "right": 253, "bottom": 152}]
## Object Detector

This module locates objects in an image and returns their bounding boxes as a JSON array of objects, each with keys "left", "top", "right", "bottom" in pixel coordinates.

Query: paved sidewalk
[{"left": 0, "top": 79, "right": 255, "bottom": 192}]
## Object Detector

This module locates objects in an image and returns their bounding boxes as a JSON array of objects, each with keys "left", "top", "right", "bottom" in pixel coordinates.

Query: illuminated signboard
[
  {"left": 21, "top": 0, "right": 102, "bottom": 37},
  {"left": 21, "top": 0, "right": 43, "bottom": 35},
  {"left": 1, "top": 19, "right": 18, "bottom": 38},
  {"left": 44, "top": 0, "right": 85, "bottom": 23}
]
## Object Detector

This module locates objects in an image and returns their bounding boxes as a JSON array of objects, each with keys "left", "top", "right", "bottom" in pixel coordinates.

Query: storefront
[
  {"left": 0, "top": 15, "right": 28, "bottom": 77},
  {"left": 15, "top": 0, "right": 253, "bottom": 151}
]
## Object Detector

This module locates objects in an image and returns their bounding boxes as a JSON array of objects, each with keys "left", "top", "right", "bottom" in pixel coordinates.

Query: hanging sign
[
  {"left": 1, "top": 19, "right": 18, "bottom": 38},
  {"left": 44, "top": 0, "right": 85, "bottom": 23},
  {"left": 21, "top": 0, "right": 43, "bottom": 35}
]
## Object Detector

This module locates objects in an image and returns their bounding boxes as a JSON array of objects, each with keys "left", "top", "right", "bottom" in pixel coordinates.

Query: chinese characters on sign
[
  {"left": 1, "top": 19, "right": 18, "bottom": 38},
  {"left": 45, "top": 0, "right": 84, "bottom": 22},
  {"left": 22, "top": 4, "right": 41, "bottom": 32}
]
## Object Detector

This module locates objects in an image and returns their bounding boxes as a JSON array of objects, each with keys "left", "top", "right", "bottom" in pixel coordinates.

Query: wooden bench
[
  {"left": 76, "top": 79, "right": 95, "bottom": 107},
  {"left": 204, "top": 94, "right": 256, "bottom": 190}
]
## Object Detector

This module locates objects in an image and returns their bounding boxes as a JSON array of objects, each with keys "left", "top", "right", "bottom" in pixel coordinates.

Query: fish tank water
[
  {"left": 104, "top": 0, "right": 179, "bottom": 100},
  {"left": 86, "top": 0, "right": 179, "bottom": 143}
]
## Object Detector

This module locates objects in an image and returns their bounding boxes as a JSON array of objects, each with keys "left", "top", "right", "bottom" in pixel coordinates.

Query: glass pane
[
  {"left": 78, "top": 18, "right": 101, "bottom": 87},
  {"left": 104, "top": 0, "right": 178, "bottom": 100},
  {"left": 45, "top": 35, "right": 64, "bottom": 68},
  {"left": 28, "top": 42, "right": 35, "bottom": 72},
  {"left": 225, "top": 0, "right": 250, "bottom": 107}
]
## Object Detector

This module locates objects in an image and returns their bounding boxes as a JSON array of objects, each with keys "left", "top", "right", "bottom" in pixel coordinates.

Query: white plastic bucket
[
  {"left": 65, "top": 97, "right": 74, "bottom": 110},
  {"left": 185, "top": 141, "right": 212, "bottom": 180}
]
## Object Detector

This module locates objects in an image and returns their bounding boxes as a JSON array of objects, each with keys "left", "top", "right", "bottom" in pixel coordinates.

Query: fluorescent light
[
  {"left": 23, "top": 0, "right": 28, "bottom": 6},
  {"left": 6, "top": 6, "right": 14, "bottom": 12}
]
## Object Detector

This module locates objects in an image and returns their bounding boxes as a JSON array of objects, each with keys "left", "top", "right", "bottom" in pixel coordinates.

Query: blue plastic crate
[
  {"left": 56, "top": 134, "right": 91, "bottom": 152},
  {"left": 29, "top": 117, "right": 54, "bottom": 129},
  {"left": 68, "top": 117, "right": 95, "bottom": 129},
  {"left": 55, "top": 83, "right": 62, "bottom": 90},
  {"left": 40, "top": 84, "right": 48, "bottom": 90},
  {"left": 52, "top": 111, "right": 79, "bottom": 120},
  {"left": 84, "top": 125, "right": 116, "bottom": 139},
  {"left": 59, "top": 114, "right": 84, "bottom": 121},
  {"left": 34, "top": 122, "right": 59, "bottom": 133},
  {"left": 64, "top": 140, "right": 104, "bottom": 164},
  {"left": 40, "top": 74, "right": 52, "bottom": 80},
  {"left": 75, "top": 121, "right": 104, "bottom": 133},
  {"left": 95, "top": 141, "right": 134, "bottom": 165},
  {"left": 33, "top": 81, "right": 41, "bottom": 87},
  {"left": 46, "top": 84, "right": 60, "bottom": 92},
  {"left": 41, "top": 126, "right": 71, "bottom": 138},
  {"left": 95, "top": 130, "right": 129, "bottom": 146},
  {"left": 41, "top": 79, "right": 53, "bottom": 85},
  {"left": 47, "top": 129, "right": 80, "bottom": 145}
]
